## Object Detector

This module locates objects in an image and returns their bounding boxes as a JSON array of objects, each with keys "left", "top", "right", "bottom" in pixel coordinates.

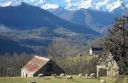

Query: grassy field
[{"left": 0, "top": 76, "right": 127, "bottom": 83}]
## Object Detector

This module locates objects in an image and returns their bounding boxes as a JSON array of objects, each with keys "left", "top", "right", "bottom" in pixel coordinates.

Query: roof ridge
[{"left": 34, "top": 55, "right": 50, "bottom": 61}]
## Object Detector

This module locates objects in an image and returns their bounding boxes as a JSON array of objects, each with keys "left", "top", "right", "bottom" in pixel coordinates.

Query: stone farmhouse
[
  {"left": 89, "top": 46, "right": 120, "bottom": 77},
  {"left": 21, "top": 56, "right": 64, "bottom": 77},
  {"left": 97, "top": 54, "right": 119, "bottom": 77}
]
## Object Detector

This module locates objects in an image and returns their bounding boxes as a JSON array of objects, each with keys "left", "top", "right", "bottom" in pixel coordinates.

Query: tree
[
  {"left": 48, "top": 40, "right": 74, "bottom": 58},
  {"left": 103, "top": 16, "right": 128, "bottom": 75},
  {"left": 0, "top": 53, "right": 33, "bottom": 77}
]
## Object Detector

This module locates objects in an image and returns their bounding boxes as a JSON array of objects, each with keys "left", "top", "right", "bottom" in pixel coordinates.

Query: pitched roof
[
  {"left": 23, "top": 56, "right": 50, "bottom": 73},
  {"left": 91, "top": 47, "right": 103, "bottom": 51}
]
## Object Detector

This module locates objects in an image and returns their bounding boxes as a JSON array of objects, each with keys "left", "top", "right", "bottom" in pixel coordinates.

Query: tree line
[
  {"left": 0, "top": 52, "right": 97, "bottom": 77},
  {"left": 0, "top": 53, "right": 32, "bottom": 77}
]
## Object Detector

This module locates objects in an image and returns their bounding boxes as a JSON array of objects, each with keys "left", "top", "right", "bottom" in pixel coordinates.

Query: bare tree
[
  {"left": 0, "top": 53, "right": 33, "bottom": 77},
  {"left": 48, "top": 40, "right": 72, "bottom": 58}
]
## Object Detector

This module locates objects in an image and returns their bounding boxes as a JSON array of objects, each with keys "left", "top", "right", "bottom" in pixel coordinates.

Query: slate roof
[
  {"left": 91, "top": 47, "right": 103, "bottom": 51},
  {"left": 23, "top": 56, "right": 50, "bottom": 73}
]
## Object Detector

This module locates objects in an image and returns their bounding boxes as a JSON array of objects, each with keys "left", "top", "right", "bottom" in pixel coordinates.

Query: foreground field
[{"left": 0, "top": 76, "right": 127, "bottom": 83}]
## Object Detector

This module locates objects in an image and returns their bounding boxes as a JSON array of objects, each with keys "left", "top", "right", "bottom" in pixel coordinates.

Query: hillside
[
  {"left": 0, "top": 36, "right": 33, "bottom": 54},
  {"left": 0, "top": 2, "right": 100, "bottom": 34},
  {"left": 0, "top": 2, "right": 101, "bottom": 55}
]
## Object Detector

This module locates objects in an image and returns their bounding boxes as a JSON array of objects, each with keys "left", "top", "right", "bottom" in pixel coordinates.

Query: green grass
[{"left": 0, "top": 76, "right": 127, "bottom": 83}]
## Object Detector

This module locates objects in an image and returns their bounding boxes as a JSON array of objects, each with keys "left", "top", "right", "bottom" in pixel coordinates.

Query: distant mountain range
[
  {"left": 0, "top": 2, "right": 101, "bottom": 55},
  {"left": 0, "top": 0, "right": 128, "bottom": 12},
  {"left": 0, "top": 1, "right": 127, "bottom": 55},
  {"left": 0, "top": 2, "right": 100, "bottom": 34},
  {"left": 48, "top": 7, "right": 124, "bottom": 33}
]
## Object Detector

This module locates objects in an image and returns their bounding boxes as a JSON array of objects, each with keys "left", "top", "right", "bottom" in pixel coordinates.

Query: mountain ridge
[
  {"left": 0, "top": 0, "right": 128, "bottom": 13},
  {"left": 48, "top": 8, "right": 118, "bottom": 33},
  {"left": 0, "top": 2, "right": 100, "bottom": 35},
  {"left": 0, "top": 2, "right": 101, "bottom": 55}
]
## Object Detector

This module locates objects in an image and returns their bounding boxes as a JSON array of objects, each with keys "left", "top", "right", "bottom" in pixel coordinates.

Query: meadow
[{"left": 0, "top": 76, "right": 127, "bottom": 83}]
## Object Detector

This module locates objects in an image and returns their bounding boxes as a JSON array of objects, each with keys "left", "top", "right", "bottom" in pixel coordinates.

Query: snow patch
[
  {"left": 95, "top": 0, "right": 109, "bottom": 10},
  {"left": 0, "top": 1, "right": 12, "bottom": 7},
  {"left": 107, "top": 0, "right": 122, "bottom": 12},
  {"left": 64, "top": 0, "right": 72, "bottom": 9},
  {"left": 78, "top": 0, "right": 92, "bottom": 9},
  {"left": 41, "top": 3, "right": 59, "bottom": 9}
]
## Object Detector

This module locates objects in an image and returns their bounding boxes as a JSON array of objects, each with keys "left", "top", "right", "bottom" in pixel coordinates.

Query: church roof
[{"left": 91, "top": 47, "right": 103, "bottom": 51}]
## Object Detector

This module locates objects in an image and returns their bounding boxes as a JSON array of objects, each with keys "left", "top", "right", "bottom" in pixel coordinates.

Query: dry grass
[{"left": 0, "top": 76, "right": 127, "bottom": 83}]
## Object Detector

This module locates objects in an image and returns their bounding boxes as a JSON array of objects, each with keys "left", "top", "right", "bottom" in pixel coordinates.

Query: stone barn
[
  {"left": 97, "top": 54, "right": 119, "bottom": 77},
  {"left": 21, "top": 56, "right": 64, "bottom": 77}
]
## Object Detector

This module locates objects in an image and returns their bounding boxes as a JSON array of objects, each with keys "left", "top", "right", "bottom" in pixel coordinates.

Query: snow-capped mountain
[
  {"left": 0, "top": 0, "right": 128, "bottom": 12},
  {"left": 0, "top": 0, "right": 60, "bottom": 9},
  {"left": 63, "top": 0, "right": 128, "bottom": 12}
]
